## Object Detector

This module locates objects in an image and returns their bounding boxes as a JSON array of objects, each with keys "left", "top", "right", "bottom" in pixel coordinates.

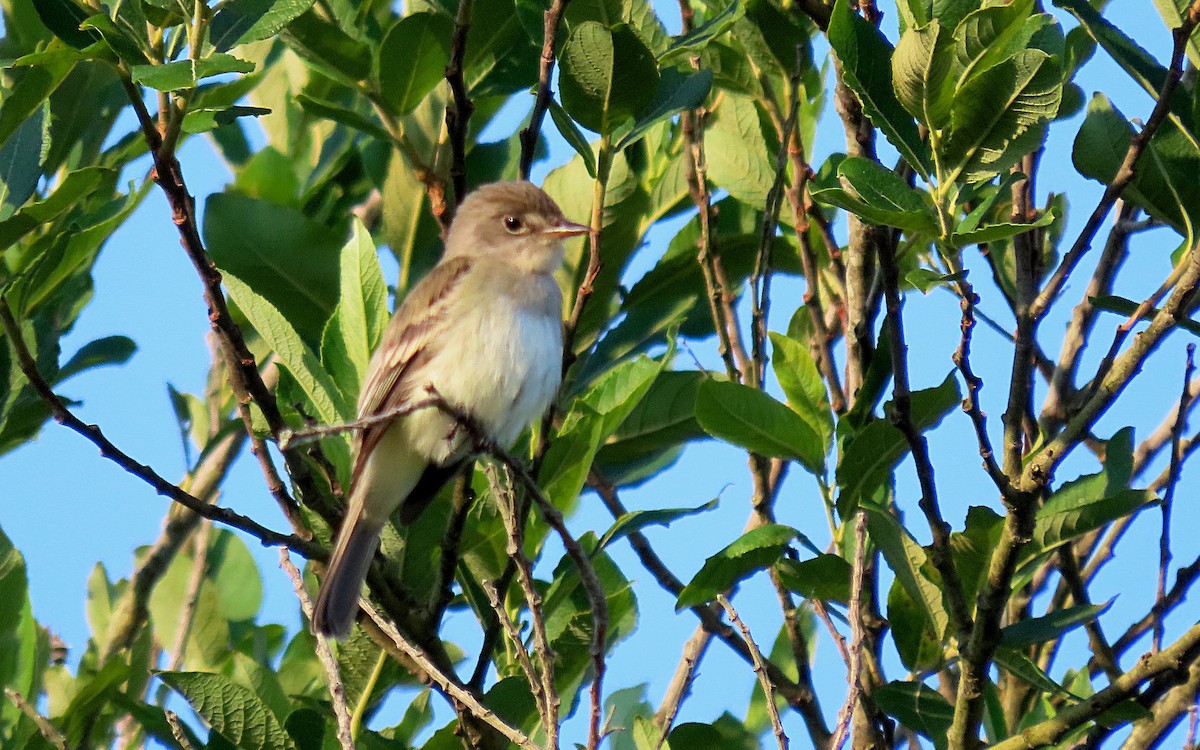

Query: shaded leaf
[{"left": 676, "top": 524, "right": 798, "bottom": 610}]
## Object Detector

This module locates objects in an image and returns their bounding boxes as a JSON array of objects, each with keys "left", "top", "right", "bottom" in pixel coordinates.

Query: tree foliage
[{"left": 2, "top": 0, "right": 1200, "bottom": 748}]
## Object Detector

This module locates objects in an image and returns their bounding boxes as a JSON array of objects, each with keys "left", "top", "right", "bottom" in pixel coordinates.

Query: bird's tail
[{"left": 312, "top": 511, "right": 384, "bottom": 639}]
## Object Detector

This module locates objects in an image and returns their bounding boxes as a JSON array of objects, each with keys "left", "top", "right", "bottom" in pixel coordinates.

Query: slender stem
[
  {"left": 444, "top": 0, "right": 475, "bottom": 216},
  {"left": 518, "top": 0, "right": 572, "bottom": 179},
  {"left": 279, "top": 550, "right": 354, "bottom": 750},
  {"left": 1155, "top": 344, "right": 1195, "bottom": 652},
  {"left": 716, "top": 596, "right": 789, "bottom": 750}
]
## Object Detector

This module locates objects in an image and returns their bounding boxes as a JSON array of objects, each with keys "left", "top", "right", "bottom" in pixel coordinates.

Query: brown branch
[
  {"left": 653, "top": 624, "right": 712, "bottom": 739},
  {"left": 990, "top": 622, "right": 1200, "bottom": 750},
  {"left": 953, "top": 286, "right": 1011, "bottom": 495},
  {"left": 1156, "top": 344, "right": 1195, "bottom": 652},
  {"left": 1118, "top": 660, "right": 1200, "bottom": 749},
  {"left": 444, "top": 0, "right": 475, "bottom": 216},
  {"left": 0, "top": 297, "right": 321, "bottom": 559},
  {"left": 1041, "top": 201, "right": 1136, "bottom": 431},
  {"left": 432, "top": 470, "right": 475, "bottom": 623},
  {"left": 100, "top": 425, "right": 246, "bottom": 662},
  {"left": 482, "top": 578, "right": 547, "bottom": 732},
  {"left": 588, "top": 470, "right": 831, "bottom": 744},
  {"left": 874, "top": 230, "right": 971, "bottom": 638},
  {"left": 1030, "top": 7, "right": 1200, "bottom": 323},
  {"left": 750, "top": 47, "right": 802, "bottom": 389},
  {"left": 829, "top": 513, "right": 867, "bottom": 750},
  {"left": 279, "top": 550, "right": 354, "bottom": 750},
  {"left": 117, "top": 71, "right": 319, "bottom": 535},
  {"left": 486, "top": 464, "right": 559, "bottom": 747},
  {"left": 360, "top": 601, "right": 539, "bottom": 749},
  {"left": 518, "top": 0, "right": 571, "bottom": 180},
  {"left": 716, "top": 596, "right": 789, "bottom": 750},
  {"left": 5, "top": 689, "right": 67, "bottom": 750},
  {"left": 165, "top": 520, "right": 211, "bottom": 672}
]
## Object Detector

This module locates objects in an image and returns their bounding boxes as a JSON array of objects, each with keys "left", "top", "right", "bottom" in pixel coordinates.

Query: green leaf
[
  {"left": 769, "top": 332, "right": 833, "bottom": 455},
  {"left": 548, "top": 97, "right": 598, "bottom": 178},
  {"left": 209, "top": 0, "right": 317, "bottom": 51},
  {"left": 376, "top": 13, "right": 453, "bottom": 116},
  {"left": 58, "top": 335, "right": 135, "bottom": 380},
  {"left": 203, "top": 193, "right": 341, "bottom": 347},
  {"left": 1054, "top": 0, "right": 1197, "bottom": 149},
  {"left": 0, "top": 61, "right": 74, "bottom": 151},
  {"left": 333, "top": 219, "right": 389, "bottom": 385},
  {"left": 777, "top": 554, "right": 851, "bottom": 603},
  {"left": 821, "top": 156, "right": 938, "bottom": 233},
  {"left": 675, "top": 523, "right": 798, "bottom": 610},
  {"left": 597, "top": 498, "right": 718, "bottom": 550},
  {"left": 706, "top": 93, "right": 774, "bottom": 209},
  {"left": 658, "top": 1, "right": 744, "bottom": 63},
  {"left": 0, "top": 523, "right": 35, "bottom": 724},
  {"left": 595, "top": 370, "right": 706, "bottom": 480},
  {"left": 0, "top": 166, "right": 112, "bottom": 249},
  {"left": 941, "top": 49, "right": 1061, "bottom": 184},
  {"left": 950, "top": 208, "right": 1054, "bottom": 247},
  {"left": 950, "top": 0, "right": 1037, "bottom": 88},
  {"left": 559, "top": 21, "right": 660, "bottom": 135},
  {"left": 129, "top": 54, "right": 255, "bottom": 91},
  {"left": 837, "top": 372, "right": 960, "bottom": 514},
  {"left": 31, "top": 0, "right": 100, "bottom": 48},
  {"left": 1000, "top": 602, "right": 1110, "bottom": 647},
  {"left": 294, "top": 94, "right": 390, "bottom": 142},
  {"left": 828, "top": 0, "right": 931, "bottom": 177},
  {"left": 694, "top": 379, "right": 825, "bottom": 474},
  {"left": 222, "top": 272, "right": 350, "bottom": 424},
  {"left": 158, "top": 671, "right": 298, "bottom": 750},
  {"left": 181, "top": 105, "right": 271, "bottom": 134},
  {"left": 865, "top": 506, "right": 949, "bottom": 639},
  {"left": 888, "top": 575, "right": 945, "bottom": 671},
  {"left": 892, "top": 20, "right": 954, "bottom": 129},
  {"left": 905, "top": 268, "right": 965, "bottom": 294},
  {"left": 1152, "top": 0, "right": 1200, "bottom": 69},
  {"left": 616, "top": 67, "right": 712, "bottom": 149},
  {"left": 874, "top": 681, "right": 954, "bottom": 741},
  {"left": 1072, "top": 94, "right": 1200, "bottom": 241},
  {"left": 994, "top": 647, "right": 1074, "bottom": 697},
  {"left": 281, "top": 10, "right": 372, "bottom": 86},
  {"left": 1034, "top": 488, "right": 1155, "bottom": 550}
]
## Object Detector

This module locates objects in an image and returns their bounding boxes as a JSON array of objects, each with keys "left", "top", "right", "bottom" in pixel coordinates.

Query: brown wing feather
[{"left": 350, "top": 257, "right": 474, "bottom": 487}]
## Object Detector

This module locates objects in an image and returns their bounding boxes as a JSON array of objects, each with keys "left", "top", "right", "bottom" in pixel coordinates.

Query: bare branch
[
  {"left": 829, "top": 513, "right": 868, "bottom": 750},
  {"left": 653, "top": 624, "right": 712, "bottom": 740},
  {"left": 1156, "top": 344, "right": 1195, "bottom": 652},
  {"left": 0, "top": 297, "right": 321, "bottom": 559},
  {"left": 444, "top": 0, "right": 475, "bottom": 215},
  {"left": 716, "top": 595, "right": 789, "bottom": 750},
  {"left": 1030, "top": 8, "right": 1200, "bottom": 323},
  {"left": 5, "top": 689, "right": 67, "bottom": 750},
  {"left": 360, "top": 600, "right": 540, "bottom": 749},
  {"left": 518, "top": 0, "right": 571, "bottom": 179},
  {"left": 990, "top": 622, "right": 1200, "bottom": 750},
  {"left": 279, "top": 550, "right": 354, "bottom": 750}
]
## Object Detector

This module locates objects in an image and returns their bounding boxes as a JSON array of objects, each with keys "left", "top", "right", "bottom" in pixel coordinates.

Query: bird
[{"left": 311, "top": 181, "right": 589, "bottom": 638}]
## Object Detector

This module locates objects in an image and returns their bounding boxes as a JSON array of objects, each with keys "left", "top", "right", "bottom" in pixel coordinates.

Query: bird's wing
[{"left": 351, "top": 256, "right": 474, "bottom": 485}]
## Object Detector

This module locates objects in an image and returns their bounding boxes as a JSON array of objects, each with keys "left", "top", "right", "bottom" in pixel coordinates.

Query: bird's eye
[{"left": 503, "top": 215, "right": 524, "bottom": 233}]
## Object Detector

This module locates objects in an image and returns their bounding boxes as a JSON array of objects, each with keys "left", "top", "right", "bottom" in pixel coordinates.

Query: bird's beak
[{"left": 541, "top": 220, "right": 591, "bottom": 238}]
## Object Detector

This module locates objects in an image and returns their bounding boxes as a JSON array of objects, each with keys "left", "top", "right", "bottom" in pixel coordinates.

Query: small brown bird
[{"left": 311, "top": 181, "right": 589, "bottom": 638}]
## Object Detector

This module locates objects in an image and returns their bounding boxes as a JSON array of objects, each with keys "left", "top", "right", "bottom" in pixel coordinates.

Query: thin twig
[
  {"left": 279, "top": 550, "right": 354, "bottom": 750},
  {"left": 0, "top": 297, "right": 320, "bottom": 558},
  {"left": 165, "top": 520, "right": 211, "bottom": 672},
  {"left": 5, "top": 689, "right": 67, "bottom": 750},
  {"left": 481, "top": 578, "right": 546, "bottom": 727},
  {"left": 1030, "top": 5, "right": 1200, "bottom": 322},
  {"left": 874, "top": 232, "right": 971, "bottom": 637},
  {"left": 486, "top": 465, "right": 559, "bottom": 748},
  {"left": 1157, "top": 344, "right": 1195, "bottom": 652},
  {"left": 360, "top": 601, "right": 540, "bottom": 749},
  {"left": 990, "top": 622, "right": 1200, "bottom": 750},
  {"left": 444, "top": 0, "right": 475, "bottom": 215},
  {"left": 750, "top": 46, "right": 802, "bottom": 389},
  {"left": 953, "top": 281, "right": 1013, "bottom": 496},
  {"left": 518, "top": 0, "right": 571, "bottom": 179},
  {"left": 716, "top": 596, "right": 789, "bottom": 750},
  {"left": 829, "top": 513, "right": 867, "bottom": 750},
  {"left": 653, "top": 624, "right": 712, "bottom": 741},
  {"left": 430, "top": 392, "right": 607, "bottom": 750},
  {"left": 432, "top": 470, "right": 475, "bottom": 623},
  {"left": 588, "top": 470, "right": 828, "bottom": 739},
  {"left": 164, "top": 712, "right": 196, "bottom": 750}
]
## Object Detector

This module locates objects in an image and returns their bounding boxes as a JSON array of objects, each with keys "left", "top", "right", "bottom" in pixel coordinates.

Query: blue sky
[{"left": 2, "top": 0, "right": 1197, "bottom": 746}]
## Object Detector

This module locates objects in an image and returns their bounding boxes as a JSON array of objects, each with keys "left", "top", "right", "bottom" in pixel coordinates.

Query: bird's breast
[{"left": 405, "top": 286, "right": 563, "bottom": 462}]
